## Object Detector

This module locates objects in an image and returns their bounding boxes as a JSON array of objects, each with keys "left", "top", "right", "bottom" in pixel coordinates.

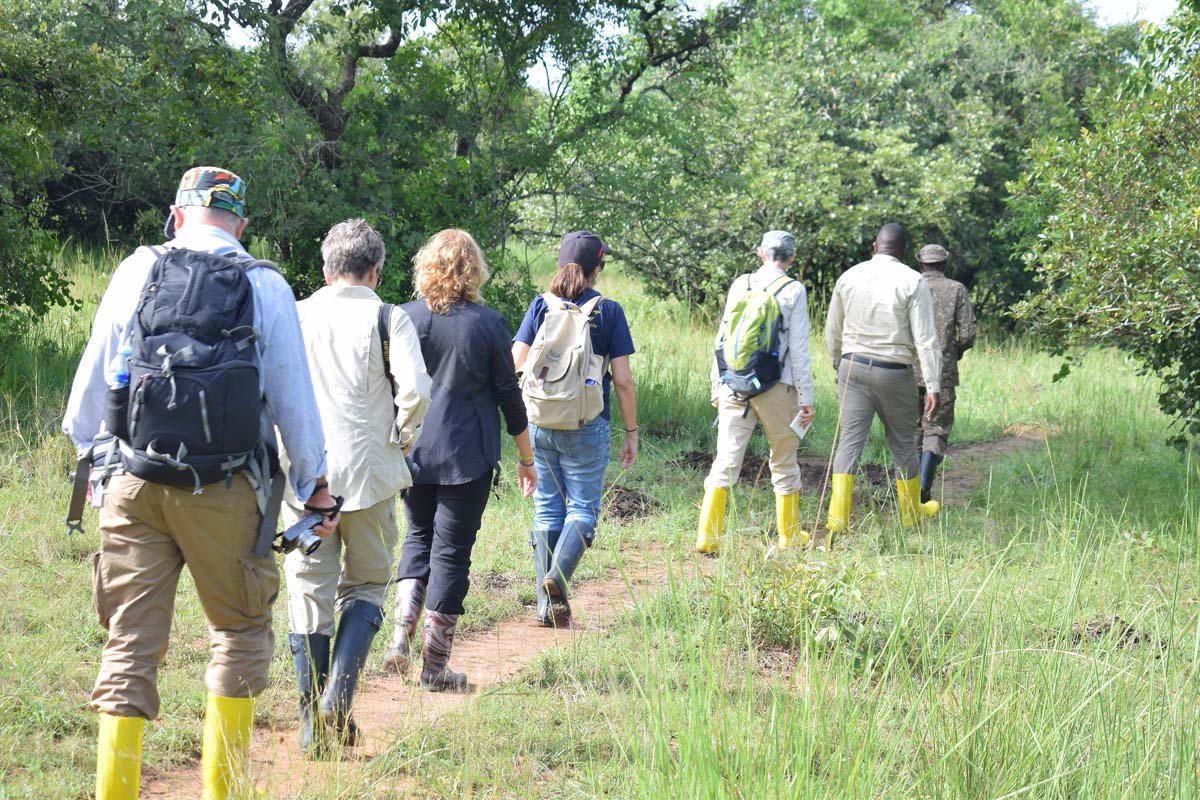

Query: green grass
[{"left": 1, "top": 249, "right": 1198, "bottom": 798}]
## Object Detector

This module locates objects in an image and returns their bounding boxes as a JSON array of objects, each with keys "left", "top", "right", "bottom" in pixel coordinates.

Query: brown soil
[
  {"left": 604, "top": 484, "right": 658, "bottom": 521},
  {"left": 141, "top": 552, "right": 670, "bottom": 798},
  {"left": 936, "top": 424, "right": 1050, "bottom": 504},
  {"left": 1070, "top": 615, "right": 1164, "bottom": 649}
]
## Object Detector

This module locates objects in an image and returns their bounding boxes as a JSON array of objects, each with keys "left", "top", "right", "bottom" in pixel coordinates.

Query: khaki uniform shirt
[
  {"left": 825, "top": 253, "right": 943, "bottom": 393},
  {"left": 284, "top": 285, "right": 431, "bottom": 511},
  {"left": 918, "top": 270, "right": 976, "bottom": 389}
]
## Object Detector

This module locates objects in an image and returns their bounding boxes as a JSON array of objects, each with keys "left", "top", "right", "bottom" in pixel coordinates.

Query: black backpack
[{"left": 105, "top": 247, "right": 275, "bottom": 490}]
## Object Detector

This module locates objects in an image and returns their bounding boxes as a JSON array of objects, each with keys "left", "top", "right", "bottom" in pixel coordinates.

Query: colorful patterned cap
[
  {"left": 164, "top": 166, "right": 247, "bottom": 238},
  {"left": 174, "top": 166, "right": 247, "bottom": 217}
]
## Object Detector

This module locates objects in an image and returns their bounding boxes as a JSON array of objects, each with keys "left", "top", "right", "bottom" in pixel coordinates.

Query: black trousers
[{"left": 396, "top": 471, "right": 492, "bottom": 615}]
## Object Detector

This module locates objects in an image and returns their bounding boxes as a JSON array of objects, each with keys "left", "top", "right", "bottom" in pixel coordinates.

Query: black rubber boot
[
  {"left": 544, "top": 520, "right": 591, "bottom": 623},
  {"left": 288, "top": 632, "right": 330, "bottom": 757},
  {"left": 919, "top": 451, "right": 943, "bottom": 504},
  {"left": 319, "top": 600, "right": 383, "bottom": 746},
  {"left": 531, "top": 529, "right": 557, "bottom": 626}
]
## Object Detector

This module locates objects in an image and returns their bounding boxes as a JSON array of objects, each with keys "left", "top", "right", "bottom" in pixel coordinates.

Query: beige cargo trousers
[
  {"left": 91, "top": 473, "right": 278, "bottom": 719},
  {"left": 704, "top": 382, "right": 804, "bottom": 494}
]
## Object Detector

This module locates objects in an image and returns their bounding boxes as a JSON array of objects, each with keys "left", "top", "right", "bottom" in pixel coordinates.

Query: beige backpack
[{"left": 519, "top": 293, "right": 607, "bottom": 430}]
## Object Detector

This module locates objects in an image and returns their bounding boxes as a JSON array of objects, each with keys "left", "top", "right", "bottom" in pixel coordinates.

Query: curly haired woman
[{"left": 383, "top": 229, "right": 535, "bottom": 691}]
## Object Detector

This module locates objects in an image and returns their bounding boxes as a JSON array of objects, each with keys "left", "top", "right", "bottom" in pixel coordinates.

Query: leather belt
[{"left": 841, "top": 353, "right": 909, "bottom": 370}]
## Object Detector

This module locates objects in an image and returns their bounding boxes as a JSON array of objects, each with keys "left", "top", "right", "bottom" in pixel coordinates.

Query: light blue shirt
[{"left": 62, "top": 224, "right": 328, "bottom": 501}]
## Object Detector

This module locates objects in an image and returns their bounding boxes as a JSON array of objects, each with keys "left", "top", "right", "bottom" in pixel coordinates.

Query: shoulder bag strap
[{"left": 378, "top": 303, "right": 398, "bottom": 423}]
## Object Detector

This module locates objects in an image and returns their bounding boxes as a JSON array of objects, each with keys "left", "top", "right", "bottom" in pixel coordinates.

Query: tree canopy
[
  {"left": 531, "top": 0, "right": 1137, "bottom": 309},
  {"left": 1012, "top": 7, "right": 1200, "bottom": 444}
]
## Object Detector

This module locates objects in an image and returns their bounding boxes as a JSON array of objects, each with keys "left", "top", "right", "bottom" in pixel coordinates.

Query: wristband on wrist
[
  {"left": 624, "top": 427, "right": 638, "bottom": 434},
  {"left": 313, "top": 479, "right": 329, "bottom": 491},
  {"left": 518, "top": 454, "right": 534, "bottom": 466}
]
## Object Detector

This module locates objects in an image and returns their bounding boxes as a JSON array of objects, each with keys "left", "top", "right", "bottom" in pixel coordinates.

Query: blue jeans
[{"left": 530, "top": 417, "right": 610, "bottom": 543}]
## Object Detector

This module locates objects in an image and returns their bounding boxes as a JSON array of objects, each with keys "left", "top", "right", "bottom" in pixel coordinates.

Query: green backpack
[{"left": 714, "top": 274, "right": 794, "bottom": 399}]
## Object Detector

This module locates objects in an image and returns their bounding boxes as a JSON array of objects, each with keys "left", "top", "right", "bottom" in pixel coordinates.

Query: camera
[
  {"left": 273, "top": 494, "right": 343, "bottom": 556},
  {"left": 273, "top": 513, "right": 324, "bottom": 555}
]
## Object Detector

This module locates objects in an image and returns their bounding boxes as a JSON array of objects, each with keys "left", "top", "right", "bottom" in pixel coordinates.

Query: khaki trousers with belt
[
  {"left": 91, "top": 473, "right": 278, "bottom": 719},
  {"left": 283, "top": 496, "right": 399, "bottom": 637},
  {"left": 705, "top": 382, "right": 803, "bottom": 495},
  {"left": 832, "top": 358, "right": 921, "bottom": 478}
]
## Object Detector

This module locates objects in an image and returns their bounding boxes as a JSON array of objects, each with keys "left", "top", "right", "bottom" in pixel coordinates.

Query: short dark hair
[{"left": 875, "top": 222, "right": 909, "bottom": 254}]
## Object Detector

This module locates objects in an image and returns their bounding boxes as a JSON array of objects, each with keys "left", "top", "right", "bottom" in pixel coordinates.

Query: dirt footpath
[
  {"left": 140, "top": 427, "right": 1046, "bottom": 796},
  {"left": 142, "top": 551, "right": 672, "bottom": 798}
]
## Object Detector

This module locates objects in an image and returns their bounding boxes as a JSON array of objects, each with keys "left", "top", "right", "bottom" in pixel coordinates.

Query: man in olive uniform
[{"left": 914, "top": 244, "right": 977, "bottom": 503}]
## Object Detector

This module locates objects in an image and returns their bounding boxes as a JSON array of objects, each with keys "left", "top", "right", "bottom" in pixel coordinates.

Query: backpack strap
[
  {"left": 578, "top": 294, "right": 609, "bottom": 372},
  {"left": 766, "top": 275, "right": 796, "bottom": 333},
  {"left": 578, "top": 294, "right": 604, "bottom": 316},
  {"left": 766, "top": 274, "right": 795, "bottom": 297},
  {"left": 727, "top": 274, "right": 754, "bottom": 303},
  {"left": 240, "top": 257, "right": 280, "bottom": 274},
  {"left": 541, "top": 292, "right": 566, "bottom": 312}
]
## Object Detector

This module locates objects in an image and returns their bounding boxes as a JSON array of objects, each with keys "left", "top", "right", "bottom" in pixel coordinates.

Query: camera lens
[
  {"left": 299, "top": 528, "right": 322, "bottom": 555},
  {"left": 273, "top": 511, "right": 327, "bottom": 556}
]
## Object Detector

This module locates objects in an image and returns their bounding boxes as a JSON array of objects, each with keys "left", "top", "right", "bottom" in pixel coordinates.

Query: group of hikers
[
  {"left": 696, "top": 224, "right": 976, "bottom": 553},
  {"left": 64, "top": 166, "right": 973, "bottom": 799}
]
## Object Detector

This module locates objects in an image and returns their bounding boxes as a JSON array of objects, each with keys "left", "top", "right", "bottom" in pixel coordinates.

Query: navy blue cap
[{"left": 557, "top": 231, "right": 607, "bottom": 275}]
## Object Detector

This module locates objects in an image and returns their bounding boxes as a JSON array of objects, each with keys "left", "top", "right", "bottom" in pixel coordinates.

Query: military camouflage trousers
[{"left": 917, "top": 385, "right": 956, "bottom": 456}]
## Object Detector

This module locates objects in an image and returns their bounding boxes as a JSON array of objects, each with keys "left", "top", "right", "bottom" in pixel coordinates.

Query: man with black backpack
[
  {"left": 63, "top": 167, "right": 339, "bottom": 800},
  {"left": 697, "top": 230, "right": 816, "bottom": 554}
]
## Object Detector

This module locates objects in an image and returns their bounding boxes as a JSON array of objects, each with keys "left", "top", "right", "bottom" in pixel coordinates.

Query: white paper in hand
[{"left": 790, "top": 413, "right": 813, "bottom": 441}]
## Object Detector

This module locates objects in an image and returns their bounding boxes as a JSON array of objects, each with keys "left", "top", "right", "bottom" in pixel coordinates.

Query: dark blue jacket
[{"left": 403, "top": 299, "right": 528, "bottom": 485}]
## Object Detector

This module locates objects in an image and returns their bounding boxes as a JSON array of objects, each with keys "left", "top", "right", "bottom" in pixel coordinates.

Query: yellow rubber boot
[
  {"left": 896, "top": 478, "right": 939, "bottom": 527},
  {"left": 775, "top": 492, "right": 810, "bottom": 549},
  {"left": 96, "top": 713, "right": 143, "bottom": 800},
  {"left": 826, "top": 474, "right": 854, "bottom": 534},
  {"left": 201, "top": 694, "right": 254, "bottom": 800},
  {"left": 695, "top": 486, "right": 728, "bottom": 554}
]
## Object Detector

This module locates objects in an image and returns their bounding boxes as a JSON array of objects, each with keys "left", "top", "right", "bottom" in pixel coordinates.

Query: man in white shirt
[
  {"left": 697, "top": 230, "right": 816, "bottom": 553},
  {"left": 282, "top": 219, "right": 430, "bottom": 753},
  {"left": 824, "top": 223, "right": 942, "bottom": 538}
]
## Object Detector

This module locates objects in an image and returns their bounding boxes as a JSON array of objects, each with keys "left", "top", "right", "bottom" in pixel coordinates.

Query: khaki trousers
[
  {"left": 832, "top": 359, "right": 921, "bottom": 478},
  {"left": 91, "top": 473, "right": 278, "bottom": 719},
  {"left": 705, "top": 382, "right": 802, "bottom": 495},
  {"left": 283, "top": 496, "right": 399, "bottom": 636}
]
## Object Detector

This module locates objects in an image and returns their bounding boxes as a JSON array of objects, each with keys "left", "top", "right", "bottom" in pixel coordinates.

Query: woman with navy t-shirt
[{"left": 512, "top": 231, "right": 637, "bottom": 626}]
